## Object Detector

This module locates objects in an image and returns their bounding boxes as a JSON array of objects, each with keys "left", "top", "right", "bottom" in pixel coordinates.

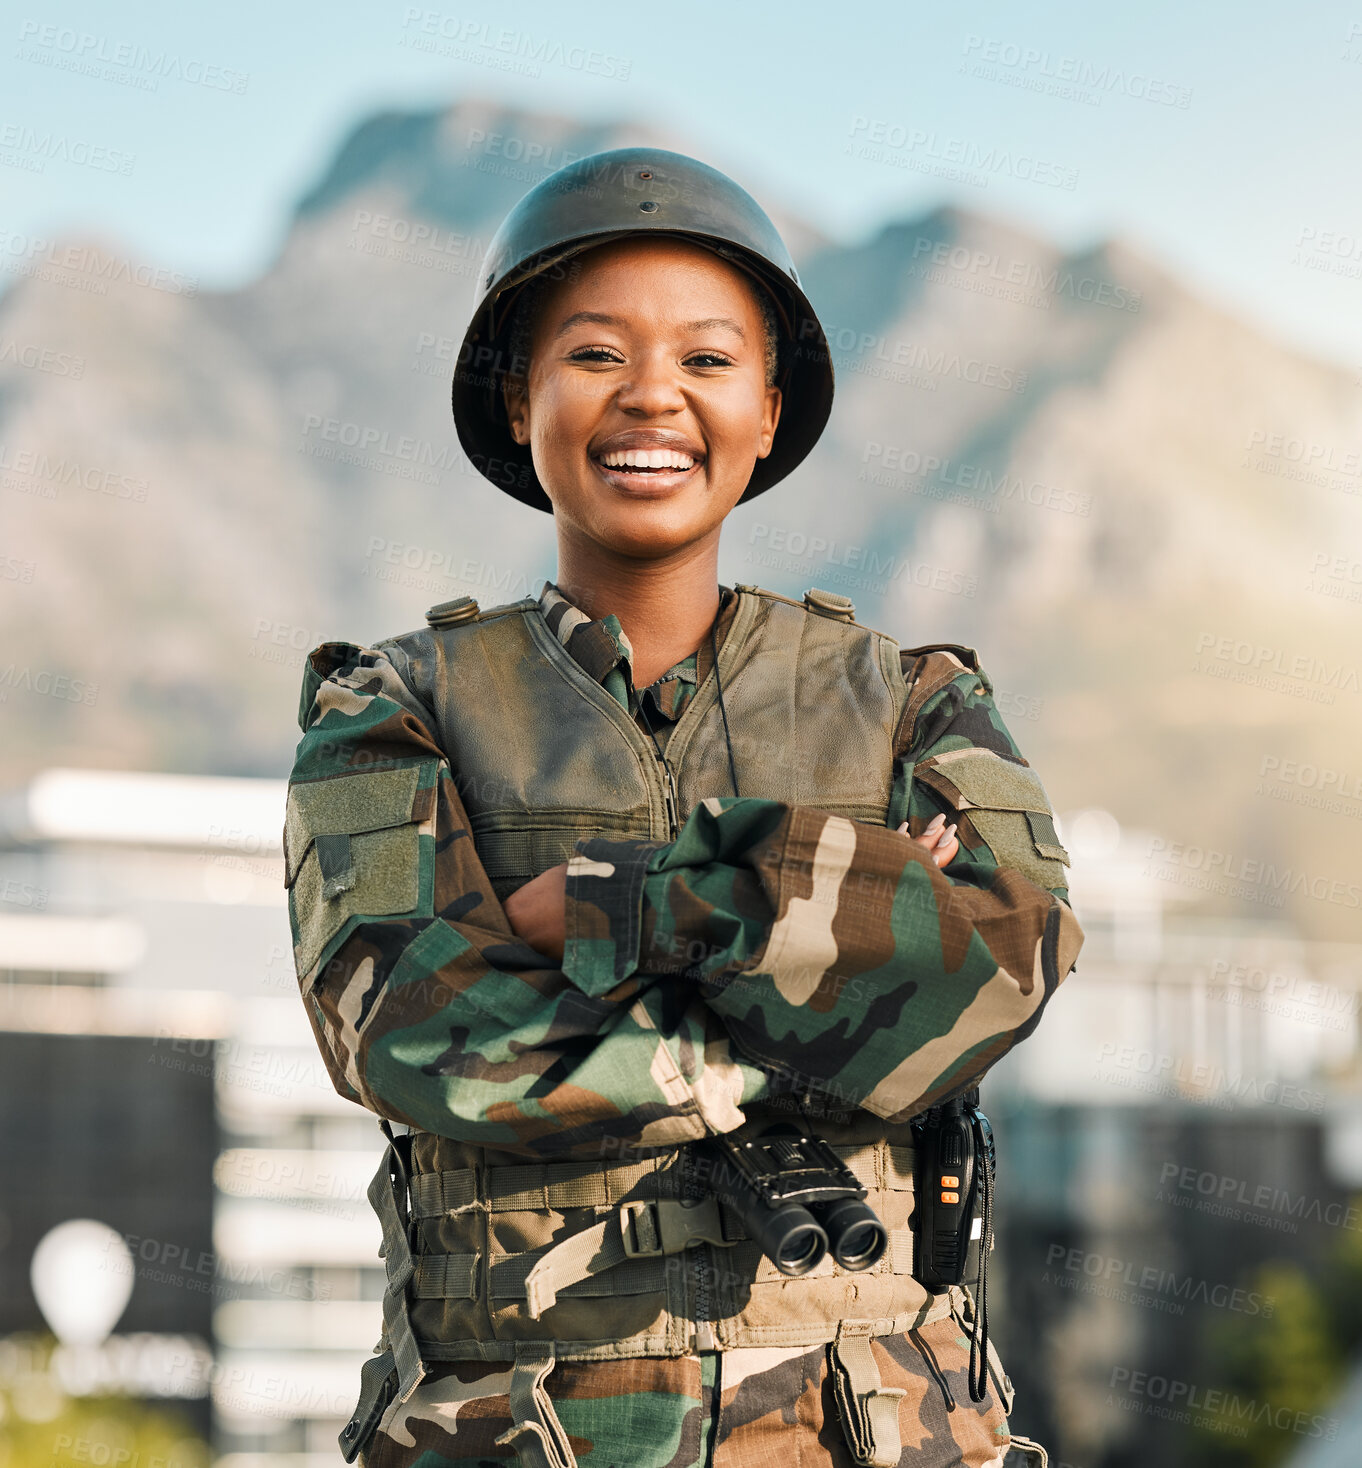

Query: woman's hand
[
  {"left": 503, "top": 861, "right": 570, "bottom": 962},
  {"left": 902, "top": 811, "right": 958, "bottom": 867}
]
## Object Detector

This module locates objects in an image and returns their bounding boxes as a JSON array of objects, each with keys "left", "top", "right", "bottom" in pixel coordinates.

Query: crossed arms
[{"left": 284, "top": 640, "right": 1083, "bottom": 1158}]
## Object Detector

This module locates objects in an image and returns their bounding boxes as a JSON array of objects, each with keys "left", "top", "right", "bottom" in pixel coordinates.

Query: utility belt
[{"left": 341, "top": 1116, "right": 999, "bottom": 1467}]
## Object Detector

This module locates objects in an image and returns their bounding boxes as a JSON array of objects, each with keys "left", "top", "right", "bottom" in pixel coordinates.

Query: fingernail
[
  {"left": 898, "top": 820, "right": 909, "bottom": 831},
  {"left": 925, "top": 813, "right": 946, "bottom": 832},
  {"left": 942, "top": 823, "right": 957, "bottom": 844}
]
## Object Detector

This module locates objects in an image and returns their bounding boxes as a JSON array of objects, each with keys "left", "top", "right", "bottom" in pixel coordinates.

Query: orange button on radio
[
  {"left": 940, "top": 1174, "right": 959, "bottom": 1187},
  {"left": 940, "top": 1190, "right": 959, "bottom": 1204}
]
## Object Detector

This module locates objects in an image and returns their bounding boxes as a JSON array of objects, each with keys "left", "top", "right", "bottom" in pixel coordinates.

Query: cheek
[
  {"left": 707, "top": 378, "right": 771, "bottom": 446},
  {"left": 529, "top": 376, "right": 602, "bottom": 447}
]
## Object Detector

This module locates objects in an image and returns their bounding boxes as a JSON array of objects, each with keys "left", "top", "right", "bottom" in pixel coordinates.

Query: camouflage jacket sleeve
[
  {"left": 285, "top": 640, "right": 771, "bottom": 1159},
  {"left": 563, "top": 648, "right": 1085, "bottom": 1123}
]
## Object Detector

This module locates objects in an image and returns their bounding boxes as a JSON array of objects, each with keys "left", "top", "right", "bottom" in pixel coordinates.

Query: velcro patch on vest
[
  {"left": 285, "top": 761, "right": 434, "bottom": 978},
  {"left": 913, "top": 747, "right": 1069, "bottom": 890},
  {"left": 285, "top": 764, "right": 422, "bottom": 886},
  {"left": 917, "top": 747, "right": 1048, "bottom": 813}
]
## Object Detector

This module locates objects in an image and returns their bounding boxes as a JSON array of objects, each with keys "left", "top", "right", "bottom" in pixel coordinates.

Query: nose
[{"left": 614, "top": 349, "right": 686, "bottom": 417}]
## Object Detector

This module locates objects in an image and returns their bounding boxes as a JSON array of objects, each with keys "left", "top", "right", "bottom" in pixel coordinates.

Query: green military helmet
[{"left": 450, "top": 146, "right": 835, "bottom": 514}]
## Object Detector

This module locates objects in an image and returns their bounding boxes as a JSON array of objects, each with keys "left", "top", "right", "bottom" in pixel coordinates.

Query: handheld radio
[{"left": 910, "top": 1088, "right": 997, "bottom": 1403}]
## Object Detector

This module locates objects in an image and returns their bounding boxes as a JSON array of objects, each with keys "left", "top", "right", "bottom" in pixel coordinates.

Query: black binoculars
[{"left": 694, "top": 1128, "right": 887, "bottom": 1276}]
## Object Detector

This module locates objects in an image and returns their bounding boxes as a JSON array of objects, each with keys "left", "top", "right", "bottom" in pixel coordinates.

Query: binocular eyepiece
[{"left": 694, "top": 1129, "right": 887, "bottom": 1277}]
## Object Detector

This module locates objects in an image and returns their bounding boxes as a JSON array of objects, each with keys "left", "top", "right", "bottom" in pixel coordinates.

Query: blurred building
[
  {"left": 0, "top": 768, "right": 383, "bottom": 1467},
  {"left": 985, "top": 808, "right": 1362, "bottom": 1466}
]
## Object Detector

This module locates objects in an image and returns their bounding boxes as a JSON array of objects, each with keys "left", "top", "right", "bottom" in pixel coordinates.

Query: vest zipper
[
  {"left": 683, "top": 1149, "right": 716, "bottom": 1350},
  {"left": 658, "top": 753, "right": 680, "bottom": 839},
  {"left": 638, "top": 696, "right": 681, "bottom": 840}
]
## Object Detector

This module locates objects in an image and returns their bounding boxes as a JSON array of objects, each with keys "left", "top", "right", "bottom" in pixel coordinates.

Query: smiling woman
[
  {"left": 285, "top": 147, "right": 1079, "bottom": 1468},
  {"left": 498, "top": 236, "right": 784, "bottom": 589}
]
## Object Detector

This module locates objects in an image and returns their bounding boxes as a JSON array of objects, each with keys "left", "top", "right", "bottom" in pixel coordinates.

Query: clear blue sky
[{"left": 4, "top": 0, "right": 1361, "bottom": 371}]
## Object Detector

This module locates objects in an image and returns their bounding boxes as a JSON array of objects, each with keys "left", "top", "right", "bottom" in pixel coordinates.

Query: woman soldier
[{"left": 284, "top": 148, "right": 1082, "bottom": 1468}]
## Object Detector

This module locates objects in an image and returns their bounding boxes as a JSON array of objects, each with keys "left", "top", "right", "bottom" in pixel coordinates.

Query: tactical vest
[
  {"left": 376, "top": 581, "right": 912, "bottom": 899},
  {"left": 341, "top": 584, "right": 1001, "bottom": 1466}
]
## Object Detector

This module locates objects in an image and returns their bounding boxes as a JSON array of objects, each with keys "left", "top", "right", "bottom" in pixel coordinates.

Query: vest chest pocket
[
  {"left": 284, "top": 762, "right": 435, "bottom": 979},
  {"left": 912, "top": 748, "right": 1070, "bottom": 891}
]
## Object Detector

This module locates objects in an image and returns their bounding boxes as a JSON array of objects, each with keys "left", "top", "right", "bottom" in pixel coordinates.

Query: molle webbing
[
  {"left": 366, "top": 1130, "right": 960, "bottom": 1364},
  {"left": 406, "top": 1148, "right": 914, "bottom": 1217},
  {"left": 402, "top": 1147, "right": 921, "bottom": 1319},
  {"left": 409, "top": 1158, "right": 659, "bottom": 1217}
]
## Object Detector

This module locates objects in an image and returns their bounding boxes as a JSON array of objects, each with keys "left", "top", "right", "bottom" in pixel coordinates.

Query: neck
[{"left": 554, "top": 529, "right": 723, "bottom": 690}]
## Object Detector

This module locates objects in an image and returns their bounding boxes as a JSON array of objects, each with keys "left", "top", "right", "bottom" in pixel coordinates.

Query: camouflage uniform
[{"left": 285, "top": 580, "right": 1081, "bottom": 1468}]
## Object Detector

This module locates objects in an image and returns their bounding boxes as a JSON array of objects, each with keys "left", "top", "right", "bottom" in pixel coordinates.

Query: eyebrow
[
  {"left": 551, "top": 311, "right": 747, "bottom": 340},
  {"left": 687, "top": 316, "right": 746, "bottom": 338}
]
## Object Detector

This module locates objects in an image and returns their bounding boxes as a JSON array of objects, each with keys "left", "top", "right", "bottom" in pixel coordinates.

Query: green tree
[
  {"left": 0, "top": 1334, "right": 209, "bottom": 1468},
  {"left": 1188, "top": 1261, "right": 1340, "bottom": 1468}
]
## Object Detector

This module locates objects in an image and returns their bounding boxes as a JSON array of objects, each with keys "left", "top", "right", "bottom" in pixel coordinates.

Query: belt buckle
[
  {"left": 621, "top": 1197, "right": 728, "bottom": 1258},
  {"left": 620, "top": 1200, "right": 664, "bottom": 1258}
]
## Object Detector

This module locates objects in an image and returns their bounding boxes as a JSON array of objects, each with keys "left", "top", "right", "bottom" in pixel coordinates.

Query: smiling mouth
[
  {"left": 597, "top": 448, "right": 699, "bottom": 471},
  {"left": 590, "top": 446, "right": 705, "bottom": 489}
]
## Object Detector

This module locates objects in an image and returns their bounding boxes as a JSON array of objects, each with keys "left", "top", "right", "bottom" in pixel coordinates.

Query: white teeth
[{"left": 599, "top": 448, "right": 696, "bottom": 470}]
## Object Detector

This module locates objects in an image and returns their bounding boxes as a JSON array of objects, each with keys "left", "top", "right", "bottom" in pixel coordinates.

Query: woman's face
[{"left": 502, "top": 235, "right": 782, "bottom": 560}]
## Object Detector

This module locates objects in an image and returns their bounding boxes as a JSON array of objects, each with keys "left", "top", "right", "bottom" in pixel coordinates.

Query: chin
[
  {"left": 595, "top": 516, "right": 697, "bottom": 558},
  {"left": 576, "top": 484, "right": 706, "bottom": 529}
]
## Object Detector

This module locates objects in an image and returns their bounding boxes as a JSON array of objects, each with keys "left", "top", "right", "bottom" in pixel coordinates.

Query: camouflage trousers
[{"left": 358, "top": 1311, "right": 1049, "bottom": 1467}]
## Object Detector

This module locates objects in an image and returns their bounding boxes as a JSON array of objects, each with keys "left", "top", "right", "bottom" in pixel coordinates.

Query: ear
[
  {"left": 755, "top": 383, "right": 782, "bottom": 460},
  {"left": 503, "top": 372, "right": 531, "bottom": 446}
]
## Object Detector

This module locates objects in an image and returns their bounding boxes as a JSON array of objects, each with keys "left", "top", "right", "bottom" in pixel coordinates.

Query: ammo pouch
[{"left": 341, "top": 1118, "right": 970, "bottom": 1467}]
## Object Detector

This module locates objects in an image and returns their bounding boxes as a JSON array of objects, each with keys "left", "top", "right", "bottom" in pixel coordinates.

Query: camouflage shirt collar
[{"left": 537, "top": 580, "right": 733, "bottom": 723}]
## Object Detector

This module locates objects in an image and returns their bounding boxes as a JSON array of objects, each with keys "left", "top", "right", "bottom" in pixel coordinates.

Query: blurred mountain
[{"left": 2, "top": 98, "right": 1358, "bottom": 935}]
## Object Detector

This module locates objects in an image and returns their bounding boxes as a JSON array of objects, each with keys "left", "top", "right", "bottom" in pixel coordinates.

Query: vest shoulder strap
[
  {"left": 375, "top": 599, "right": 537, "bottom": 716},
  {"left": 733, "top": 581, "right": 898, "bottom": 644},
  {"left": 424, "top": 593, "right": 537, "bottom": 628}
]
